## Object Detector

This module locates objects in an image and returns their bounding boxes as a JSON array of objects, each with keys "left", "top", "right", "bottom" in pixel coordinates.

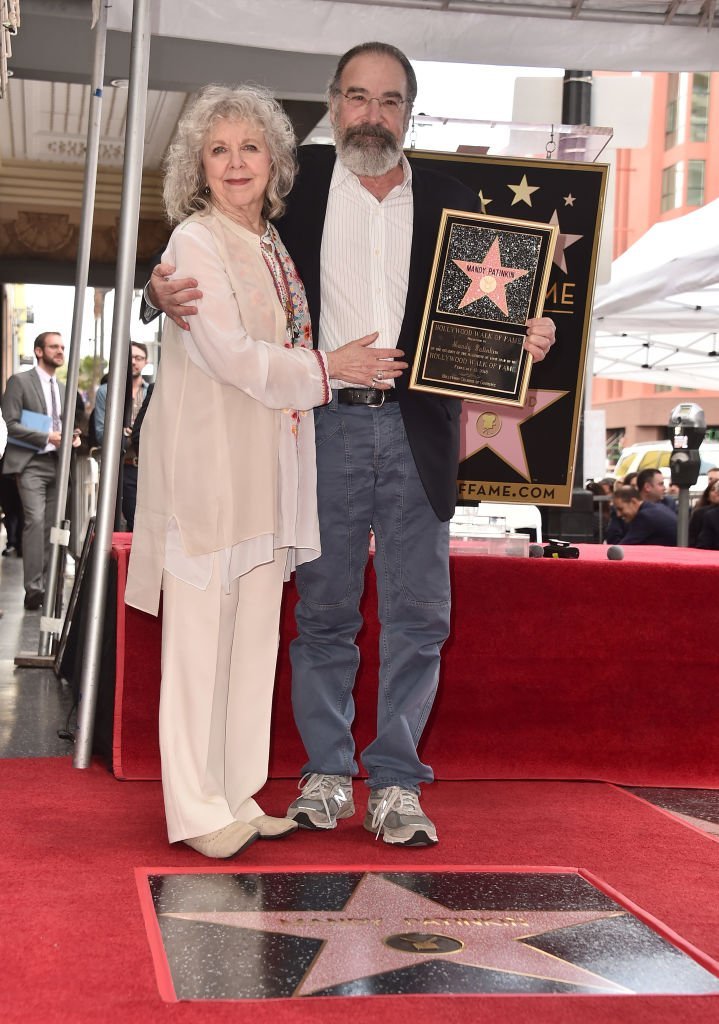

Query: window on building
[
  {"left": 690, "top": 72, "right": 710, "bottom": 142},
  {"left": 665, "top": 73, "right": 679, "bottom": 149},
  {"left": 661, "top": 163, "right": 684, "bottom": 212},
  {"left": 654, "top": 384, "right": 672, "bottom": 393},
  {"left": 687, "top": 160, "right": 705, "bottom": 206}
]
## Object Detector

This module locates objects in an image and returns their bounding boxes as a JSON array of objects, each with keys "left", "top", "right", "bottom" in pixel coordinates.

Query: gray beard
[{"left": 335, "top": 124, "right": 403, "bottom": 178}]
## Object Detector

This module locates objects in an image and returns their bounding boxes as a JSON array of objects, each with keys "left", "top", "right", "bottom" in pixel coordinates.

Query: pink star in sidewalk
[
  {"left": 163, "top": 873, "right": 627, "bottom": 996},
  {"left": 453, "top": 237, "right": 528, "bottom": 316},
  {"left": 460, "top": 389, "right": 567, "bottom": 480}
]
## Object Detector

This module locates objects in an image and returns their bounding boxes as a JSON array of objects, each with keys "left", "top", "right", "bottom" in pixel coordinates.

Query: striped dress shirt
[{"left": 319, "top": 154, "right": 413, "bottom": 389}]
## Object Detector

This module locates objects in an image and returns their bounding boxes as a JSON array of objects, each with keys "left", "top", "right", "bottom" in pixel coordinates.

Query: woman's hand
[
  {"left": 148, "top": 262, "right": 203, "bottom": 331},
  {"left": 524, "top": 317, "right": 556, "bottom": 361},
  {"left": 326, "top": 333, "right": 408, "bottom": 389}
]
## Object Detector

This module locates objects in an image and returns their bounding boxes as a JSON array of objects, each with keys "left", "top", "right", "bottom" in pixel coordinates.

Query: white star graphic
[{"left": 507, "top": 174, "right": 539, "bottom": 207}]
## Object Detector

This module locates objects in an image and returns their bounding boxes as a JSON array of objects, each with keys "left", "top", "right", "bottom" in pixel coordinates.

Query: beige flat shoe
[
  {"left": 183, "top": 821, "right": 259, "bottom": 859},
  {"left": 248, "top": 814, "right": 299, "bottom": 839}
]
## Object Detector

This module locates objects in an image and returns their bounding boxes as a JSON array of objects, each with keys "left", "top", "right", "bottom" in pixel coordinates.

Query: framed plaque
[{"left": 410, "top": 211, "right": 557, "bottom": 406}]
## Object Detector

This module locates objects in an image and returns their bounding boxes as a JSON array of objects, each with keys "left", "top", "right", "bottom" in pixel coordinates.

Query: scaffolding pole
[{"left": 74, "top": 0, "right": 152, "bottom": 768}]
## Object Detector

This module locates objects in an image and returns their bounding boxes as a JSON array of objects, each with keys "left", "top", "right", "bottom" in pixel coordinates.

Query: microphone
[
  {"left": 528, "top": 544, "right": 544, "bottom": 558},
  {"left": 607, "top": 545, "right": 624, "bottom": 560}
]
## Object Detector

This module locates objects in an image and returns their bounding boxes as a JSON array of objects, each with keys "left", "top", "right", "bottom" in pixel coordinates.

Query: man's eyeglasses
[{"left": 337, "top": 91, "right": 407, "bottom": 112}]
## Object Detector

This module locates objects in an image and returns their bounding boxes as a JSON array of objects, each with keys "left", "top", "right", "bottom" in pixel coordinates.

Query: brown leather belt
[{"left": 336, "top": 387, "right": 398, "bottom": 407}]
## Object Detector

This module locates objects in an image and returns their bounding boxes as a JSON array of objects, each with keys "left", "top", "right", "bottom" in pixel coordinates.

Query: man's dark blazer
[
  {"left": 277, "top": 146, "right": 479, "bottom": 522},
  {"left": 622, "top": 500, "right": 677, "bottom": 546},
  {"left": 1, "top": 368, "right": 66, "bottom": 475},
  {"left": 696, "top": 504, "right": 719, "bottom": 550}
]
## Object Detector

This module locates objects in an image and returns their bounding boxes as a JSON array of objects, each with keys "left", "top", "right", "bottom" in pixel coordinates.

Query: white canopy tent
[
  {"left": 592, "top": 199, "right": 719, "bottom": 388},
  {"left": 106, "top": 0, "right": 719, "bottom": 73}
]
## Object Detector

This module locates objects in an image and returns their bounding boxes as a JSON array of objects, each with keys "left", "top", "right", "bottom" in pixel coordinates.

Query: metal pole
[
  {"left": 74, "top": 0, "right": 152, "bottom": 768},
  {"left": 677, "top": 488, "right": 690, "bottom": 547},
  {"left": 33, "top": 3, "right": 110, "bottom": 658}
]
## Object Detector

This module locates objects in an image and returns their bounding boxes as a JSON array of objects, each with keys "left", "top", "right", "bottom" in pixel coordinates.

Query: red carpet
[
  {"left": 112, "top": 540, "right": 719, "bottom": 786},
  {"left": 4, "top": 758, "right": 719, "bottom": 1023}
]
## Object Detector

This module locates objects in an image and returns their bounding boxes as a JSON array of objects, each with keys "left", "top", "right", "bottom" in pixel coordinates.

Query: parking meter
[{"left": 668, "top": 402, "right": 705, "bottom": 546}]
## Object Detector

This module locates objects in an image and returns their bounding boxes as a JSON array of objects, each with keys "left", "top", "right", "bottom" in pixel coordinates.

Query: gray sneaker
[
  {"left": 287, "top": 773, "right": 355, "bottom": 830},
  {"left": 364, "top": 786, "right": 438, "bottom": 846}
]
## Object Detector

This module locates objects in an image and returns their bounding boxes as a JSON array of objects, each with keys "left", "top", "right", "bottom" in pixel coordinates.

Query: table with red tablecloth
[{"left": 108, "top": 536, "right": 719, "bottom": 787}]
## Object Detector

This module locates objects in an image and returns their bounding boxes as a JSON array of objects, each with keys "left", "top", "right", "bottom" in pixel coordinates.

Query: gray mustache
[{"left": 344, "top": 124, "right": 397, "bottom": 146}]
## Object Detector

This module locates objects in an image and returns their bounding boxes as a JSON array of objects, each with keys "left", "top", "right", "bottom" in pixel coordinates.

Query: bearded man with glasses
[{"left": 146, "top": 41, "right": 555, "bottom": 847}]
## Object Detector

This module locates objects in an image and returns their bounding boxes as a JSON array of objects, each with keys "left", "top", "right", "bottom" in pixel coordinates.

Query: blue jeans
[{"left": 290, "top": 396, "right": 451, "bottom": 791}]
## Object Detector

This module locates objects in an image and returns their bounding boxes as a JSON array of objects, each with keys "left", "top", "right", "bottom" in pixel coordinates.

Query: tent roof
[
  {"left": 593, "top": 200, "right": 719, "bottom": 389},
  {"left": 106, "top": 0, "right": 719, "bottom": 73}
]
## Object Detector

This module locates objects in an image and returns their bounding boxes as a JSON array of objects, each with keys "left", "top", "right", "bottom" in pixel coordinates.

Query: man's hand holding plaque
[{"left": 410, "top": 211, "right": 558, "bottom": 406}]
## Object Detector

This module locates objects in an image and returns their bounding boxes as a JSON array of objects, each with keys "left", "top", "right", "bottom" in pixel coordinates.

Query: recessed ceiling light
[{"left": 110, "top": 79, "right": 129, "bottom": 89}]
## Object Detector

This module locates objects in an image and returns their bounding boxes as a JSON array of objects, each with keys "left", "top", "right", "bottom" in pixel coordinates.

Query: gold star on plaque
[
  {"left": 564, "top": 193, "right": 576, "bottom": 206},
  {"left": 507, "top": 174, "right": 539, "bottom": 207},
  {"left": 478, "top": 190, "right": 493, "bottom": 214}
]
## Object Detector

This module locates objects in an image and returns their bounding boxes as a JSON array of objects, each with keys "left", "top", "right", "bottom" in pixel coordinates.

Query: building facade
[{"left": 593, "top": 71, "right": 719, "bottom": 464}]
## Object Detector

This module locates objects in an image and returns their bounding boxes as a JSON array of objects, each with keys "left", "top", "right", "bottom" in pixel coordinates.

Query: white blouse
[{"left": 162, "top": 212, "right": 329, "bottom": 591}]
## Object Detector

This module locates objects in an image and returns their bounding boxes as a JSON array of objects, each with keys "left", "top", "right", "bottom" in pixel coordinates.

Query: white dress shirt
[{"left": 319, "top": 155, "right": 414, "bottom": 389}]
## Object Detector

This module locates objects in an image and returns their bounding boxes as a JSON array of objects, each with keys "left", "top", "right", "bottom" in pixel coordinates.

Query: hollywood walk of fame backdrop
[
  {"left": 137, "top": 868, "right": 719, "bottom": 1001},
  {"left": 408, "top": 151, "right": 608, "bottom": 506}
]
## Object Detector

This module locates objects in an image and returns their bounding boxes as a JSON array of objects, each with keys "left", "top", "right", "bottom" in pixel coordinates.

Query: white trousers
[{"left": 159, "top": 551, "right": 286, "bottom": 843}]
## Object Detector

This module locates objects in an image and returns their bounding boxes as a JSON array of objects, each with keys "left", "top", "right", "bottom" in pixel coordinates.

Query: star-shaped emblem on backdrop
[
  {"left": 460, "top": 389, "right": 568, "bottom": 480},
  {"left": 563, "top": 193, "right": 576, "bottom": 207},
  {"left": 163, "top": 873, "right": 628, "bottom": 996},
  {"left": 507, "top": 174, "right": 539, "bottom": 207},
  {"left": 478, "top": 189, "right": 493, "bottom": 214},
  {"left": 453, "top": 237, "right": 528, "bottom": 316},
  {"left": 548, "top": 210, "right": 583, "bottom": 274}
]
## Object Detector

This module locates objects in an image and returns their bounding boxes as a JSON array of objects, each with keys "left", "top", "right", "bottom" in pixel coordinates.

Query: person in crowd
[
  {"left": 0, "top": 401, "right": 23, "bottom": 557},
  {"left": 586, "top": 478, "right": 614, "bottom": 542},
  {"left": 605, "top": 473, "right": 637, "bottom": 544},
  {"left": 144, "top": 43, "right": 556, "bottom": 848},
  {"left": 693, "top": 468, "right": 719, "bottom": 509},
  {"left": 1, "top": 332, "right": 80, "bottom": 610},
  {"left": 0, "top": 409, "right": 5, "bottom": 618},
  {"left": 636, "top": 467, "right": 677, "bottom": 512},
  {"left": 0, "top": 473, "right": 23, "bottom": 557},
  {"left": 689, "top": 479, "right": 719, "bottom": 547},
  {"left": 696, "top": 496, "right": 719, "bottom": 549},
  {"left": 125, "top": 84, "right": 404, "bottom": 860},
  {"left": 612, "top": 485, "right": 677, "bottom": 546},
  {"left": 93, "top": 342, "right": 150, "bottom": 530}
]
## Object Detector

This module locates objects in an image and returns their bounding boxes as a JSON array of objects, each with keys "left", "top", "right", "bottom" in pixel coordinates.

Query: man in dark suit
[
  {"left": 1, "top": 332, "right": 77, "bottom": 609},
  {"left": 612, "top": 485, "right": 677, "bottom": 546},
  {"left": 144, "top": 42, "right": 555, "bottom": 846}
]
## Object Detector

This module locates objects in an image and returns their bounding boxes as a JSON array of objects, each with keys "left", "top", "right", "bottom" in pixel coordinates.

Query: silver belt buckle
[{"left": 367, "top": 389, "right": 385, "bottom": 408}]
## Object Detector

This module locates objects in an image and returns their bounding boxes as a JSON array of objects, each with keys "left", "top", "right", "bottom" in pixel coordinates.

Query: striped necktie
[{"left": 50, "top": 377, "right": 61, "bottom": 433}]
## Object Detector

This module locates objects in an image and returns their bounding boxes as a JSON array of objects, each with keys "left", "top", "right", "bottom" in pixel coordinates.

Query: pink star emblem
[
  {"left": 453, "top": 237, "right": 528, "bottom": 316},
  {"left": 460, "top": 389, "right": 568, "bottom": 480}
]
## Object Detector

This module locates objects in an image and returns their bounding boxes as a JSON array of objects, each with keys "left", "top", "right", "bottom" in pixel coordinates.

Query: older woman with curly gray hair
[{"left": 126, "top": 84, "right": 405, "bottom": 859}]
